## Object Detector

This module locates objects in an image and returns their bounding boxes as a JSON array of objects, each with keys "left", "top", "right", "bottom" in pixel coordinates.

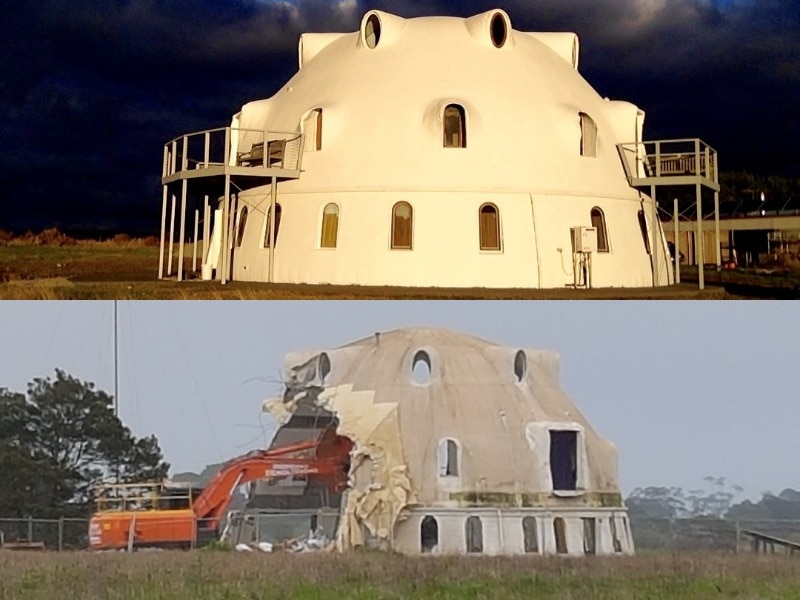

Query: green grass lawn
[{"left": 2, "top": 551, "right": 800, "bottom": 600}]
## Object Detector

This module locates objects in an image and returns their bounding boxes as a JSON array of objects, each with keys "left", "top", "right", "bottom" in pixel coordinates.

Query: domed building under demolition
[
  {"left": 162, "top": 8, "right": 678, "bottom": 289},
  {"left": 239, "top": 327, "right": 633, "bottom": 556}
]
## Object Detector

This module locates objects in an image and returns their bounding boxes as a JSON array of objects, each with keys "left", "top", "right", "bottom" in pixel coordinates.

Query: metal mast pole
[{"left": 113, "top": 300, "right": 119, "bottom": 418}]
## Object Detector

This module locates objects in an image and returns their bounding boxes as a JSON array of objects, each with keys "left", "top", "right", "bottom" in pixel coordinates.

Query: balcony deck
[
  {"left": 162, "top": 127, "right": 304, "bottom": 186},
  {"left": 617, "top": 138, "right": 720, "bottom": 191}
]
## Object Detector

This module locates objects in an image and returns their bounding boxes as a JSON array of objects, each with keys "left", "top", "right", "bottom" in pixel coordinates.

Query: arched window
[
  {"left": 320, "top": 203, "right": 339, "bottom": 248},
  {"left": 553, "top": 517, "right": 568, "bottom": 554},
  {"left": 318, "top": 352, "right": 331, "bottom": 384},
  {"left": 263, "top": 203, "right": 282, "bottom": 248},
  {"left": 420, "top": 516, "right": 438, "bottom": 553},
  {"left": 479, "top": 203, "right": 501, "bottom": 251},
  {"left": 590, "top": 207, "right": 609, "bottom": 252},
  {"left": 303, "top": 109, "right": 322, "bottom": 152},
  {"left": 391, "top": 201, "right": 413, "bottom": 249},
  {"left": 437, "top": 438, "right": 459, "bottom": 477},
  {"left": 412, "top": 350, "right": 431, "bottom": 384},
  {"left": 513, "top": 350, "right": 526, "bottom": 382},
  {"left": 466, "top": 517, "right": 483, "bottom": 553},
  {"left": 582, "top": 518, "right": 596, "bottom": 555},
  {"left": 443, "top": 104, "right": 466, "bottom": 148},
  {"left": 522, "top": 517, "right": 538, "bottom": 553},
  {"left": 579, "top": 112, "right": 597, "bottom": 158},
  {"left": 235, "top": 206, "right": 248, "bottom": 248},
  {"left": 637, "top": 210, "right": 651, "bottom": 254}
]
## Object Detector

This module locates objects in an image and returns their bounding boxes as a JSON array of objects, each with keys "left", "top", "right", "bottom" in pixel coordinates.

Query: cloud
[{"left": 0, "top": 0, "right": 797, "bottom": 232}]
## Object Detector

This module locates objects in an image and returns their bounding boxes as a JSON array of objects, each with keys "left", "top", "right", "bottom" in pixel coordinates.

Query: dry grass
[
  {"left": 2, "top": 229, "right": 794, "bottom": 299},
  {"left": 1, "top": 551, "right": 799, "bottom": 599}
]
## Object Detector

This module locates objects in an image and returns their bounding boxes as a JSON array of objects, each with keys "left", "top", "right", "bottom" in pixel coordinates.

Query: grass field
[
  {"left": 1, "top": 551, "right": 799, "bottom": 599},
  {"left": 1, "top": 236, "right": 797, "bottom": 299}
]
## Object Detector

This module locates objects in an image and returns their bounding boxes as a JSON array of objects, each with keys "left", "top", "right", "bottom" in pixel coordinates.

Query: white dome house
[
  {"left": 161, "top": 9, "right": 683, "bottom": 288},
  {"left": 240, "top": 327, "right": 634, "bottom": 556}
]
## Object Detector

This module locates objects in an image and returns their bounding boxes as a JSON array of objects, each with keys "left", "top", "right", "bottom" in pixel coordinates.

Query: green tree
[{"left": 0, "top": 370, "right": 169, "bottom": 517}]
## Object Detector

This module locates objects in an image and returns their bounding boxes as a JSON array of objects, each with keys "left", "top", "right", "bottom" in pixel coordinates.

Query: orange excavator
[{"left": 89, "top": 432, "right": 352, "bottom": 550}]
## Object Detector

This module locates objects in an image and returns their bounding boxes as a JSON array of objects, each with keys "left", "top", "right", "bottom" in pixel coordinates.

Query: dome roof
[
  {"left": 236, "top": 10, "right": 643, "bottom": 198},
  {"left": 269, "top": 327, "right": 621, "bottom": 507}
]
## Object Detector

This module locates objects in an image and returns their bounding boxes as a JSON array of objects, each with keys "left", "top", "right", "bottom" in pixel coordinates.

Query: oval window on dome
[
  {"left": 490, "top": 13, "right": 508, "bottom": 48},
  {"left": 514, "top": 350, "right": 526, "bottom": 382},
  {"left": 365, "top": 13, "right": 381, "bottom": 49},
  {"left": 318, "top": 352, "right": 331, "bottom": 384}
]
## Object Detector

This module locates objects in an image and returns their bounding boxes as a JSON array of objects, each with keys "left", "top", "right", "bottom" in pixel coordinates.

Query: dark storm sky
[{"left": 1, "top": 0, "right": 798, "bottom": 233}]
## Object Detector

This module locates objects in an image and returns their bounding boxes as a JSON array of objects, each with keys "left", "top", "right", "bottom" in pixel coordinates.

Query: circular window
[
  {"left": 365, "top": 13, "right": 381, "bottom": 49},
  {"left": 490, "top": 13, "right": 507, "bottom": 48}
]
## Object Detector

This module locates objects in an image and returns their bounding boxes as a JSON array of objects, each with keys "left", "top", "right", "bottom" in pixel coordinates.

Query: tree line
[{"left": 0, "top": 370, "right": 168, "bottom": 519}]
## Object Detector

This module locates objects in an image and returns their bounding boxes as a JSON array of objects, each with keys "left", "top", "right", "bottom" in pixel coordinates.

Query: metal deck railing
[
  {"left": 162, "top": 127, "right": 304, "bottom": 180},
  {"left": 617, "top": 138, "right": 718, "bottom": 187}
]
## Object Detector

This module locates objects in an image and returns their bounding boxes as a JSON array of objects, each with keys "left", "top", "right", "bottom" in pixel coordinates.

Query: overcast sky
[
  {"left": 1, "top": 0, "right": 798, "bottom": 233},
  {"left": 1, "top": 300, "right": 798, "bottom": 500}
]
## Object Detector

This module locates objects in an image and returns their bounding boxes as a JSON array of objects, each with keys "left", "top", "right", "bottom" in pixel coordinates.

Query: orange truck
[{"left": 89, "top": 433, "right": 352, "bottom": 550}]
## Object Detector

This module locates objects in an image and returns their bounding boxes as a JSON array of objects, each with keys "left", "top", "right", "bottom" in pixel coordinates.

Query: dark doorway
[
  {"left": 549, "top": 430, "right": 577, "bottom": 491},
  {"left": 420, "top": 515, "right": 438, "bottom": 553}
]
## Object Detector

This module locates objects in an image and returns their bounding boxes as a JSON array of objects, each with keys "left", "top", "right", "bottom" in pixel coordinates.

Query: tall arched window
[
  {"left": 522, "top": 517, "right": 539, "bottom": 553},
  {"left": 420, "top": 516, "right": 438, "bottom": 553},
  {"left": 579, "top": 112, "right": 597, "bottom": 157},
  {"left": 303, "top": 109, "right": 323, "bottom": 152},
  {"left": 412, "top": 350, "right": 431, "bottom": 384},
  {"left": 320, "top": 203, "right": 339, "bottom": 248},
  {"left": 235, "top": 206, "right": 248, "bottom": 248},
  {"left": 465, "top": 516, "right": 483, "bottom": 553},
  {"left": 391, "top": 201, "right": 413, "bottom": 249},
  {"left": 553, "top": 517, "right": 568, "bottom": 554},
  {"left": 590, "top": 207, "right": 609, "bottom": 252},
  {"left": 479, "top": 203, "right": 501, "bottom": 250},
  {"left": 263, "top": 203, "right": 282, "bottom": 248},
  {"left": 437, "top": 438, "right": 459, "bottom": 477},
  {"left": 443, "top": 104, "right": 466, "bottom": 148},
  {"left": 637, "top": 210, "right": 651, "bottom": 254}
]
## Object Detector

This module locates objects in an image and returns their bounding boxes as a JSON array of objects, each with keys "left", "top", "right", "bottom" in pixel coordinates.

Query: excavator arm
[{"left": 191, "top": 435, "right": 352, "bottom": 531}]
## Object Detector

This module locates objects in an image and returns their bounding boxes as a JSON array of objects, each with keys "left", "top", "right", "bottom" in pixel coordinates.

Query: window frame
[
  {"left": 235, "top": 205, "right": 248, "bottom": 248},
  {"left": 262, "top": 203, "right": 283, "bottom": 248},
  {"left": 437, "top": 438, "right": 460, "bottom": 478},
  {"left": 390, "top": 201, "right": 413, "bottom": 250},
  {"left": 590, "top": 207, "right": 609, "bottom": 252},
  {"left": 465, "top": 516, "right": 484, "bottom": 553},
  {"left": 478, "top": 202, "right": 502, "bottom": 252},
  {"left": 579, "top": 112, "right": 597, "bottom": 158},
  {"left": 443, "top": 104, "right": 467, "bottom": 149},
  {"left": 319, "top": 202, "right": 340, "bottom": 249}
]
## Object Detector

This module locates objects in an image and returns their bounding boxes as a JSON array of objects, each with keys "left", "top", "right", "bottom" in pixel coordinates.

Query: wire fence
[
  {"left": 0, "top": 517, "right": 88, "bottom": 551},
  {"left": 3, "top": 515, "right": 800, "bottom": 554},
  {"left": 630, "top": 518, "right": 800, "bottom": 554}
]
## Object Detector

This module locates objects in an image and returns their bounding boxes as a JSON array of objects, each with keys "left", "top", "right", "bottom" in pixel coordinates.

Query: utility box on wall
[{"left": 571, "top": 226, "right": 598, "bottom": 253}]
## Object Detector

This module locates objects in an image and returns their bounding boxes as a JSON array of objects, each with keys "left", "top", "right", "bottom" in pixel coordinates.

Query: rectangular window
[{"left": 549, "top": 430, "right": 578, "bottom": 491}]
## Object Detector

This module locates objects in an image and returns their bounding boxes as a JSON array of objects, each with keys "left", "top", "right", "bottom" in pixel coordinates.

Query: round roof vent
[
  {"left": 364, "top": 13, "right": 381, "bottom": 49},
  {"left": 490, "top": 12, "right": 508, "bottom": 48}
]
